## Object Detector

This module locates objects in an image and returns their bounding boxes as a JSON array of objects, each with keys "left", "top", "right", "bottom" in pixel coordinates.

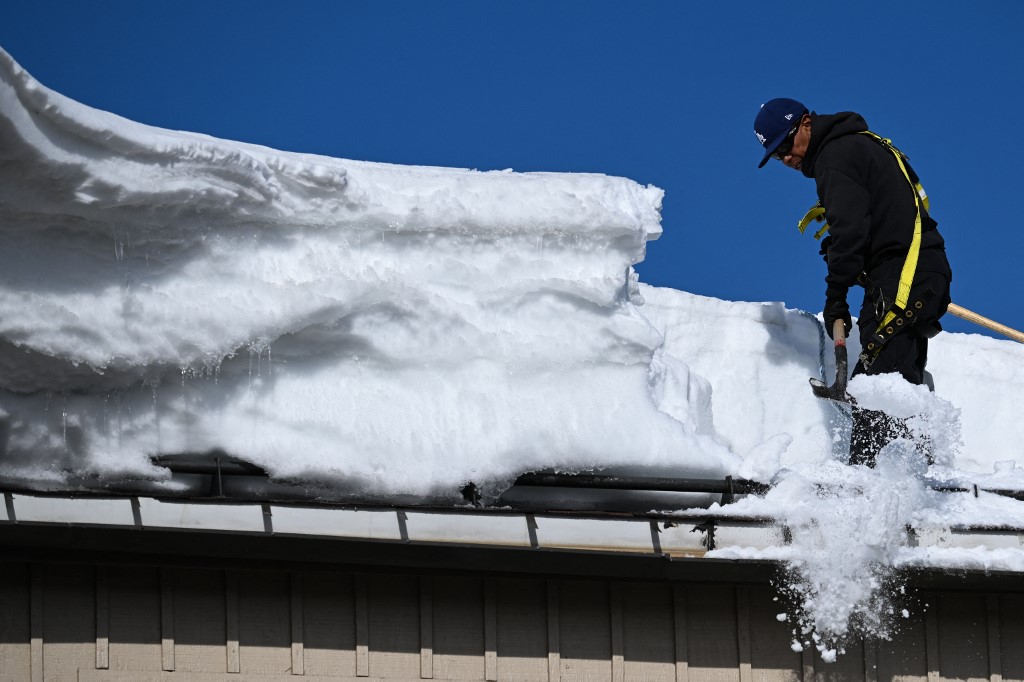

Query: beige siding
[
  {"left": 1002, "top": 595, "right": 1024, "bottom": 681},
  {"left": 366, "top": 573, "right": 420, "bottom": 678},
  {"left": 0, "top": 561, "right": 1021, "bottom": 681},
  {"left": 621, "top": 582, "right": 674, "bottom": 681},
  {"left": 302, "top": 572, "right": 357, "bottom": 677},
  {"left": 173, "top": 567, "right": 230, "bottom": 674},
  {"left": 0, "top": 563, "right": 30, "bottom": 682},
  {"left": 935, "top": 594, "right": 988, "bottom": 681},
  {"left": 746, "top": 586, "right": 800, "bottom": 682},
  {"left": 107, "top": 565, "right": 162, "bottom": 672},
  {"left": 686, "top": 584, "right": 740, "bottom": 681},
  {"left": 39, "top": 564, "right": 95, "bottom": 681},
  {"left": 495, "top": 578, "right": 548, "bottom": 681},
  {"left": 431, "top": 576, "right": 486, "bottom": 681}
]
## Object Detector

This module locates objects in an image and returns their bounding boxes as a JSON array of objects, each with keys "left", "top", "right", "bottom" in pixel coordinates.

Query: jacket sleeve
[{"left": 816, "top": 166, "right": 871, "bottom": 304}]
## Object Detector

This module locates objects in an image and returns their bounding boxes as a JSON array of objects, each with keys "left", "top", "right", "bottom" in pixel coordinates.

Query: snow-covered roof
[{"left": 3, "top": 45, "right": 1024, "bottom": 661}]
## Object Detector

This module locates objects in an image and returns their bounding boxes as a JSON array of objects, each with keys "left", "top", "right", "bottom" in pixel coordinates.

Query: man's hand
[
  {"left": 824, "top": 296, "right": 852, "bottom": 340},
  {"left": 818, "top": 235, "right": 833, "bottom": 264}
]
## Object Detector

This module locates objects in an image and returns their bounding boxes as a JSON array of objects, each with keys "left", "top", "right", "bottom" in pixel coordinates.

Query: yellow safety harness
[{"left": 796, "top": 131, "right": 932, "bottom": 364}]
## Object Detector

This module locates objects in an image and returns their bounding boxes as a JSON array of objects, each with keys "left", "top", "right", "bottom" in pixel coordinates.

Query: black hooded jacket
[{"left": 801, "top": 112, "right": 951, "bottom": 319}]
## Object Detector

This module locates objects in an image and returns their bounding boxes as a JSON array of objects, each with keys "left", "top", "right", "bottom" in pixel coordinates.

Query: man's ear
[{"left": 800, "top": 113, "right": 812, "bottom": 127}]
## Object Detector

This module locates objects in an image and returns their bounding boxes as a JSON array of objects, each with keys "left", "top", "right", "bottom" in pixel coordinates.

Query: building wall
[{"left": 1, "top": 560, "right": 1021, "bottom": 682}]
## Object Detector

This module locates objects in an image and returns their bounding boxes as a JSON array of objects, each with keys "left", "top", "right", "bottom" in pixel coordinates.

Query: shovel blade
[
  {"left": 809, "top": 376, "right": 851, "bottom": 403},
  {"left": 810, "top": 319, "right": 851, "bottom": 402}
]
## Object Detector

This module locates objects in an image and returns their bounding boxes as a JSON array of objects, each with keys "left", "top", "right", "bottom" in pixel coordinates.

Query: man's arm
[{"left": 816, "top": 166, "right": 872, "bottom": 336}]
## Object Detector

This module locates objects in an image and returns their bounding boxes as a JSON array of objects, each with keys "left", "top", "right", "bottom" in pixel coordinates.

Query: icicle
[
  {"left": 114, "top": 392, "right": 122, "bottom": 450},
  {"left": 113, "top": 225, "right": 125, "bottom": 263},
  {"left": 61, "top": 397, "right": 68, "bottom": 451},
  {"left": 151, "top": 382, "right": 161, "bottom": 450},
  {"left": 247, "top": 337, "right": 272, "bottom": 384}
]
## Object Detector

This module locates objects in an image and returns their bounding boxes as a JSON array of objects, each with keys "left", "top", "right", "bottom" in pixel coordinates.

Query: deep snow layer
[
  {"left": 3, "top": 45, "right": 1023, "bottom": 497},
  {"left": 640, "top": 285, "right": 1024, "bottom": 478},
  {"left": 0, "top": 47, "right": 738, "bottom": 494}
]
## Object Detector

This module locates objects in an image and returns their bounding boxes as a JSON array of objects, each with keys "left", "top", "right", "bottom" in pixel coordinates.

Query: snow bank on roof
[
  {"left": 0, "top": 47, "right": 737, "bottom": 494},
  {"left": 640, "top": 285, "right": 1024, "bottom": 477},
  {"left": 2, "top": 43, "right": 1023, "bottom": 498}
]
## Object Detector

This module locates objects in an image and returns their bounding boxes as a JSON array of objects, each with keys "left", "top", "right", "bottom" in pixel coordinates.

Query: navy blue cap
[{"left": 754, "top": 98, "right": 808, "bottom": 168}]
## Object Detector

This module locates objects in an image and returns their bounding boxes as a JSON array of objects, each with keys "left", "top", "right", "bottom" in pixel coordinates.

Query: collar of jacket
[{"left": 800, "top": 111, "right": 870, "bottom": 178}]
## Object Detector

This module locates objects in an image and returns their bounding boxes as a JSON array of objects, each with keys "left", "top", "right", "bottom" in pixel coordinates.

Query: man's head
[{"left": 755, "top": 98, "right": 811, "bottom": 170}]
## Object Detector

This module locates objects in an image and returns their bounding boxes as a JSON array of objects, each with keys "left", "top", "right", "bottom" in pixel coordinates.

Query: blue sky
[{"left": 2, "top": 1, "right": 1022, "bottom": 340}]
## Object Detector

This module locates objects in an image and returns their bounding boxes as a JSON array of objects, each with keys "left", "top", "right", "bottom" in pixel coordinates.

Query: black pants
[{"left": 847, "top": 268, "right": 950, "bottom": 467}]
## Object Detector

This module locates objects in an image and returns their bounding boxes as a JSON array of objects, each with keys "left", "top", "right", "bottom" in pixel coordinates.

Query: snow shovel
[
  {"left": 810, "top": 318, "right": 852, "bottom": 403},
  {"left": 808, "top": 303, "right": 1023, "bottom": 403},
  {"left": 947, "top": 303, "right": 1024, "bottom": 343}
]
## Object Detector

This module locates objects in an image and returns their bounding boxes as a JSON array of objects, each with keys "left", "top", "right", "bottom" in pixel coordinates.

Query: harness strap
[
  {"left": 859, "top": 288, "right": 938, "bottom": 370},
  {"left": 796, "top": 133, "right": 929, "bottom": 243},
  {"left": 858, "top": 131, "right": 926, "bottom": 330}
]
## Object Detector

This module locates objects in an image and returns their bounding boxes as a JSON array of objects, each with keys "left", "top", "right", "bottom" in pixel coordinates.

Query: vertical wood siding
[{"left": 0, "top": 562, "right": 1020, "bottom": 681}]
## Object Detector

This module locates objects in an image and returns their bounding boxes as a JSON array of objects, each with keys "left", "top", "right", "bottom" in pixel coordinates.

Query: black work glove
[
  {"left": 823, "top": 296, "right": 852, "bottom": 340},
  {"left": 818, "top": 235, "right": 833, "bottom": 264}
]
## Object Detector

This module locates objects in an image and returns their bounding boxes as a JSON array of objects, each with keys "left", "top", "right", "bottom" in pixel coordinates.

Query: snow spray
[{"left": 768, "top": 376, "right": 961, "bottom": 661}]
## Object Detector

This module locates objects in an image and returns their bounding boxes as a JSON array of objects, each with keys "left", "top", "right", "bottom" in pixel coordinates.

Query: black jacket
[{"left": 802, "top": 112, "right": 951, "bottom": 320}]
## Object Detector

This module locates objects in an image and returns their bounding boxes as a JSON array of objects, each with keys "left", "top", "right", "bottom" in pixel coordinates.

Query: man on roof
[{"left": 754, "top": 98, "right": 952, "bottom": 466}]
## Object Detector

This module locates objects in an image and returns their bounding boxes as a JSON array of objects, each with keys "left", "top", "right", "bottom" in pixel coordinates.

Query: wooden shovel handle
[
  {"left": 947, "top": 303, "right": 1024, "bottom": 344},
  {"left": 832, "top": 318, "right": 847, "bottom": 345}
]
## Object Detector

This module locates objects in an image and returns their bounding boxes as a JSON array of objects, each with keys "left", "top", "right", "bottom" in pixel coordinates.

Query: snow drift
[
  {"left": 3, "top": 45, "right": 1024, "bottom": 499},
  {"left": 0, "top": 47, "right": 741, "bottom": 494}
]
